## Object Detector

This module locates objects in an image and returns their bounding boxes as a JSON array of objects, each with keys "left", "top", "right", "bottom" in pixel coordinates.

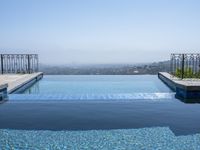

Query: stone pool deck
[
  {"left": 0, "top": 72, "right": 43, "bottom": 95},
  {"left": 158, "top": 72, "right": 200, "bottom": 102}
]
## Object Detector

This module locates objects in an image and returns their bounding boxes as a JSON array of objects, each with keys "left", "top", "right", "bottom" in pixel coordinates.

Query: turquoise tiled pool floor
[{"left": 1, "top": 127, "right": 200, "bottom": 150}]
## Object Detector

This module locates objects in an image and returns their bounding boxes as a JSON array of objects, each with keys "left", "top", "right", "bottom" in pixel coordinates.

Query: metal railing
[
  {"left": 170, "top": 53, "right": 200, "bottom": 79},
  {"left": 0, "top": 54, "right": 39, "bottom": 74}
]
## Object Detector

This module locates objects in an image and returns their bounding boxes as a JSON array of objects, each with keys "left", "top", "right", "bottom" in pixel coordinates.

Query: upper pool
[
  {"left": 11, "top": 75, "right": 174, "bottom": 101},
  {"left": 23, "top": 75, "right": 172, "bottom": 94}
]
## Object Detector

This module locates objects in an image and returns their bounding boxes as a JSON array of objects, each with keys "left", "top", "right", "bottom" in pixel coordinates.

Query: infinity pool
[{"left": 1, "top": 75, "right": 200, "bottom": 149}]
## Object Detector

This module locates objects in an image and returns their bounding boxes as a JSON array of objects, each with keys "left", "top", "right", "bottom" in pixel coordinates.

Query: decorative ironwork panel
[
  {"left": 0, "top": 54, "right": 38, "bottom": 74},
  {"left": 170, "top": 53, "right": 200, "bottom": 79}
]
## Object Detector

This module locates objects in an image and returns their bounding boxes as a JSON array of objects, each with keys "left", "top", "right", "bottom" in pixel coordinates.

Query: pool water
[
  {"left": 4, "top": 75, "right": 200, "bottom": 135},
  {"left": 22, "top": 75, "right": 172, "bottom": 94},
  {"left": 2, "top": 75, "right": 200, "bottom": 149},
  {"left": 11, "top": 75, "right": 173, "bottom": 101}
]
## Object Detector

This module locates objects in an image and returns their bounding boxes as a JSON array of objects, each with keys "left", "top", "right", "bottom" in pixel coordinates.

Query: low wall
[
  {"left": 0, "top": 73, "right": 43, "bottom": 103},
  {"left": 0, "top": 84, "right": 8, "bottom": 102},
  {"left": 9, "top": 73, "right": 43, "bottom": 94},
  {"left": 158, "top": 72, "right": 176, "bottom": 91},
  {"left": 158, "top": 72, "right": 200, "bottom": 103}
]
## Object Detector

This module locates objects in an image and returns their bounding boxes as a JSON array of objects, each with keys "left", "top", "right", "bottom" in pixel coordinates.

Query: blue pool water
[
  {"left": 11, "top": 75, "right": 173, "bottom": 101},
  {"left": 1, "top": 75, "right": 200, "bottom": 149},
  {"left": 22, "top": 75, "right": 172, "bottom": 94}
]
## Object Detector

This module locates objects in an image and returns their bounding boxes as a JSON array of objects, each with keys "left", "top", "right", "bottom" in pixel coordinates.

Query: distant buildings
[{"left": 40, "top": 61, "right": 170, "bottom": 75}]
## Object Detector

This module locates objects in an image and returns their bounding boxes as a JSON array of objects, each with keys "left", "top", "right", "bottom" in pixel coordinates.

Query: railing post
[
  {"left": 37, "top": 54, "right": 39, "bottom": 72},
  {"left": 181, "top": 54, "right": 185, "bottom": 79},
  {"left": 1, "top": 54, "right": 3, "bottom": 74},
  {"left": 170, "top": 54, "right": 173, "bottom": 75},
  {"left": 28, "top": 54, "right": 30, "bottom": 74}
]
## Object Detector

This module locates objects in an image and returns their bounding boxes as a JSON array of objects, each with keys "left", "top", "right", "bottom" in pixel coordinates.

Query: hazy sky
[{"left": 0, "top": 0, "right": 200, "bottom": 65}]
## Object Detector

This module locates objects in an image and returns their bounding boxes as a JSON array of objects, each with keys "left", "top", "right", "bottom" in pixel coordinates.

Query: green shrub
[
  {"left": 174, "top": 68, "right": 200, "bottom": 78},
  {"left": 175, "top": 68, "right": 182, "bottom": 78}
]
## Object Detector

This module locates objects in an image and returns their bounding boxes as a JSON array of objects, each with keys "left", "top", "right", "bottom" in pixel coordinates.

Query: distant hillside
[{"left": 39, "top": 60, "right": 170, "bottom": 75}]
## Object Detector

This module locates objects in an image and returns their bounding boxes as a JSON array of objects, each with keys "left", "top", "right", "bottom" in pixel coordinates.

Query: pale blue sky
[{"left": 0, "top": 0, "right": 200, "bottom": 64}]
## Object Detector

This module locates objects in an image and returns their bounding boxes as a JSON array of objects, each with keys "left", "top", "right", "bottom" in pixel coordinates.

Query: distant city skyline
[{"left": 1, "top": 0, "right": 200, "bottom": 65}]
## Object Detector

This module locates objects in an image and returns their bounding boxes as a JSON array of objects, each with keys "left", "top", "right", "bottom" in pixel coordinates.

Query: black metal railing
[
  {"left": 170, "top": 53, "right": 200, "bottom": 79},
  {"left": 0, "top": 54, "right": 39, "bottom": 74}
]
